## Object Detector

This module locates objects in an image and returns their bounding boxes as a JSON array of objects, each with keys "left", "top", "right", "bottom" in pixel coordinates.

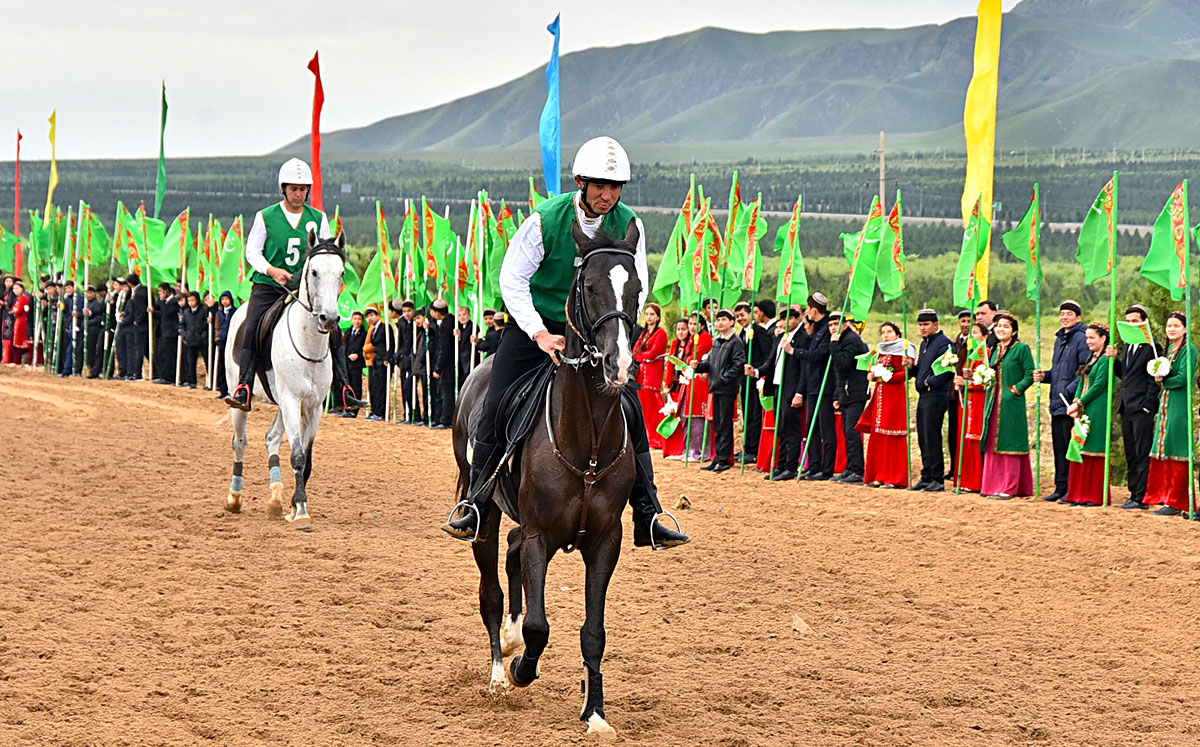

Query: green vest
[
  {"left": 251, "top": 203, "right": 326, "bottom": 287},
  {"left": 531, "top": 192, "right": 637, "bottom": 323}
]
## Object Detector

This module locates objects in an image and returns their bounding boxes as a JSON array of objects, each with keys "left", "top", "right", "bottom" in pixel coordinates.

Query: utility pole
[{"left": 877, "top": 131, "right": 887, "bottom": 212}]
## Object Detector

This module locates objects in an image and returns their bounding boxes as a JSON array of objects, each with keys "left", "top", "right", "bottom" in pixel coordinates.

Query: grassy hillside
[{"left": 277, "top": 0, "right": 1200, "bottom": 156}]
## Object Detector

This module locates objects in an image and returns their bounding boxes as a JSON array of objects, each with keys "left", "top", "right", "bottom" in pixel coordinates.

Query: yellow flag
[
  {"left": 961, "top": 0, "right": 1002, "bottom": 296},
  {"left": 42, "top": 110, "right": 58, "bottom": 229}
]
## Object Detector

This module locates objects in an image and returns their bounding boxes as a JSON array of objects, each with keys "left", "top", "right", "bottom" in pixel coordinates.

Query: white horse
[{"left": 223, "top": 231, "right": 347, "bottom": 530}]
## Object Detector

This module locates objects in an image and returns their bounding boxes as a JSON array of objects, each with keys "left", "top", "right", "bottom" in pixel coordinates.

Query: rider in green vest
[
  {"left": 441, "top": 137, "right": 690, "bottom": 550},
  {"left": 224, "top": 158, "right": 367, "bottom": 413}
]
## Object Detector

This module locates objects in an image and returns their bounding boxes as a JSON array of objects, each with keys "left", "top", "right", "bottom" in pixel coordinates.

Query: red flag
[
  {"left": 13, "top": 130, "right": 21, "bottom": 278},
  {"left": 307, "top": 51, "right": 324, "bottom": 210}
]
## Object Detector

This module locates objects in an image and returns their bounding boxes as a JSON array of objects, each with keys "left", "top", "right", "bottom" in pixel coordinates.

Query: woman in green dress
[
  {"left": 1063, "top": 323, "right": 1111, "bottom": 506},
  {"left": 1145, "top": 312, "right": 1198, "bottom": 516},
  {"left": 980, "top": 313, "right": 1036, "bottom": 498}
]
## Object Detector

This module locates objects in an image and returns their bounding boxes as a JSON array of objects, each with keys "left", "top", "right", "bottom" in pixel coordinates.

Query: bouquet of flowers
[
  {"left": 869, "top": 363, "right": 893, "bottom": 382},
  {"left": 659, "top": 398, "right": 678, "bottom": 418},
  {"left": 679, "top": 365, "right": 696, "bottom": 383},
  {"left": 971, "top": 366, "right": 996, "bottom": 387},
  {"left": 932, "top": 348, "right": 958, "bottom": 375},
  {"left": 1147, "top": 356, "right": 1172, "bottom": 378}
]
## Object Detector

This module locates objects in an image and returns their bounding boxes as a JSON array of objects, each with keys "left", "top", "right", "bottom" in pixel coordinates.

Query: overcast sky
[{"left": 5, "top": 0, "right": 1022, "bottom": 161}]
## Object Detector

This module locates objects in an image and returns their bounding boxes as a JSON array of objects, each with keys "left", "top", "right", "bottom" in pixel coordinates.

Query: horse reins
[
  {"left": 282, "top": 241, "right": 347, "bottom": 364},
  {"left": 548, "top": 246, "right": 635, "bottom": 551}
]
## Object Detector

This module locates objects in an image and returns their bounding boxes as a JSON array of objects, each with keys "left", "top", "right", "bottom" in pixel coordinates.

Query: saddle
[
  {"left": 470, "top": 360, "right": 557, "bottom": 521},
  {"left": 231, "top": 293, "right": 292, "bottom": 403}
]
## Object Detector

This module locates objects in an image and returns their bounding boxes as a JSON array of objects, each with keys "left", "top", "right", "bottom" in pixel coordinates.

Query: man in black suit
[
  {"left": 341, "top": 310, "right": 367, "bottom": 418},
  {"left": 429, "top": 299, "right": 456, "bottom": 428},
  {"left": 84, "top": 285, "right": 105, "bottom": 377},
  {"left": 393, "top": 300, "right": 417, "bottom": 422},
  {"left": 473, "top": 309, "right": 505, "bottom": 357},
  {"left": 749, "top": 305, "right": 807, "bottom": 481},
  {"left": 455, "top": 305, "right": 477, "bottom": 390},
  {"left": 153, "top": 283, "right": 179, "bottom": 384},
  {"left": 794, "top": 293, "right": 836, "bottom": 480},
  {"left": 121, "top": 274, "right": 150, "bottom": 380},
  {"left": 947, "top": 309, "right": 973, "bottom": 479},
  {"left": 909, "top": 308, "right": 954, "bottom": 491},
  {"left": 1114, "top": 304, "right": 1160, "bottom": 509},
  {"left": 738, "top": 299, "right": 776, "bottom": 462},
  {"left": 829, "top": 312, "right": 869, "bottom": 483}
]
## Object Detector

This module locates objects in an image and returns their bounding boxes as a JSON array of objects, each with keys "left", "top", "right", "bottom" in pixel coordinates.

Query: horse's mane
[{"left": 577, "top": 230, "right": 636, "bottom": 257}]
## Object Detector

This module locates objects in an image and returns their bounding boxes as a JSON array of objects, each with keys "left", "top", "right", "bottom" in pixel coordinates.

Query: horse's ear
[
  {"left": 571, "top": 219, "right": 589, "bottom": 251},
  {"left": 308, "top": 228, "right": 318, "bottom": 248},
  {"left": 335, "top": 230, "right": 346, "bottom": 249},
  {"left": 623, "top": 217, "right": 640, "bottom": 250}
]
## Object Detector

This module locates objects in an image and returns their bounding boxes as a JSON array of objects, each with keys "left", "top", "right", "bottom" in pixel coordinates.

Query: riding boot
[
  {"left": 630, "top": 449, "right": 690, "bottom": 549},
  {"left": 329, "top": 333, "right": 368, "bottom": 410},
  {"left": 224, "top": 347, "right": 256, "bottom": 411},
  {"left": 442, "top": 436, "right": 499, "bottom": 541}
]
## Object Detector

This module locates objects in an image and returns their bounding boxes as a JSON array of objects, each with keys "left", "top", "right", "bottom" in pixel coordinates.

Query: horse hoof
[
  {"left": 585, "top": 713, "right": 616, "bottom": 736},
  {"left": 487, "top": 661, "right": 511, "bottom": 696},
  {"left": 266, "top": 484, "right": 284, "bottom": 518},
  {"left": 505, "top": 655, "right": 537, "bottom": 688},
  {"left": 500, "top": 614, "right": 524, "bottom": 657},
  {"left": 285, "top": 503, "right": 311, "bottom": 531},
  {"left": 225, "top": 491, "right": 242, "bottom": 514}
]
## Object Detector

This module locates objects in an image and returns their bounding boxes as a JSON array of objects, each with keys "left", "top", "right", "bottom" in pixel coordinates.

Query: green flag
[
  {"left": 722, "top": 193, "right": 768, "bottom": 304},
  {"left": 953, "top": 197, "right": 990, "bottom": 308},
  {"left": 842, "top": 195, "right": 884, "bottom": 321},
  {"left": 876, "top": 191, "right": 905, "bottom": 302},
  {"left": 0, "top": 224, "right": 17, "bottom": 271},
  {"left": 1116, "top": 320, "right": 1153, "bottom": 345},
  {"left": 652, "top": 178, "right": 695, "bottom": 305},
  {"left": 154, "top": 82, "right": 168, "bottom": 219},
  {"left": 1141, "top": 181, "right": 1189, "bottom": 301},
  {"left": 218, "top": 215, "right": 250, "bottom": 300},
  {"left": 1000, "top": 185, "right": 1043, "bottom": 301},
  {"left": 1076, "top": 178, "right": 1116, "bottom": 284},
  {"left": 775, "top": 195, "right": 808, "bottom": 306},
  {"left": 80, "top": 203, "right": 112, "bottom": 267}
]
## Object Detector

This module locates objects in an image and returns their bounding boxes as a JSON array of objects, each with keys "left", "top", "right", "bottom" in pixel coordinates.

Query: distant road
[{"left": 628, "top": 204, "right": 1153, "bottom": 235}]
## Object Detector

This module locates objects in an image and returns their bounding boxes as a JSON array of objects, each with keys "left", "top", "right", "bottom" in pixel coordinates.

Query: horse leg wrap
[
  {"left": 230, "top": 461, "right": 244, "bottom": 493},
  {"left": 268, "top": 455, "right": 282, "bottom": 484}
]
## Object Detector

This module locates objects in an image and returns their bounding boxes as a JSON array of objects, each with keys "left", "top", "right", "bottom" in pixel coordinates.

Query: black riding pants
[{"left": 237, "top": 283, "right": 287, "bottom": 385}]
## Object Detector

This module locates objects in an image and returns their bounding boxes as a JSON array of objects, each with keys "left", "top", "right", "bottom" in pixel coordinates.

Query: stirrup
[
  {"left": 650, "top": 510, "right": 684, "bottom": 551},
  {"left": 444, "top": 500, "right": 483, "bottom": 543}
]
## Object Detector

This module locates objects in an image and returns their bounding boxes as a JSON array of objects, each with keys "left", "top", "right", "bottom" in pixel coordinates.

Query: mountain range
[{"left": 279, "top": 0, "right": 1200, "bottom": 157}]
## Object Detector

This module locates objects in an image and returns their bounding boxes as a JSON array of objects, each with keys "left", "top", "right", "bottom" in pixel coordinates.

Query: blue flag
[{"left": 539, "top": 15, "right": 562, "bottom": 197}]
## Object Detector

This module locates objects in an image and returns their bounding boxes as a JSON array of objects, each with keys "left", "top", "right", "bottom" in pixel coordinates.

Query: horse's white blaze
[{"left": 609, "top": 265, "right": 632, "bottom": 382}]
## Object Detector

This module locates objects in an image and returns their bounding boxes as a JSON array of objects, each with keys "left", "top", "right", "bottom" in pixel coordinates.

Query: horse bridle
[
  {"left": 283, "top": 240, "right": 347, "bottom": 364},
  {"left": 561, "top": 247, "right": 637, "bottom": 369}
]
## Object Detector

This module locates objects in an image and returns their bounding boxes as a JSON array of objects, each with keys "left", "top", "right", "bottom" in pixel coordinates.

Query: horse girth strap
[{"left": 544, "top": 380, "right": 629, "bottom": 550}]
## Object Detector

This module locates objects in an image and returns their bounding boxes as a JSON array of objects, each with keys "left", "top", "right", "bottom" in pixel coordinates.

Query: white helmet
[
  {"left": 571, "top": 137, "right": 631, "bottom": 183},
  {"left": 278, "top": 157, "right": 313, "bottom": 190}
]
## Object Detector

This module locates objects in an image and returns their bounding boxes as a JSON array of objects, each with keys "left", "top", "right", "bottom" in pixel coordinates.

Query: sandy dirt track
[{"left": 2, "top": 365, "right": 1200, "bottom": 746}]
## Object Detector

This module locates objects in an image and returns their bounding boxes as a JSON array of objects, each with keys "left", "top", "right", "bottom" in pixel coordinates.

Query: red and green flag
[
  {"left": 876, "top": 191, "right": 906, "bottom": 302},
  {"left": 774, "top": 195, "right": 808, "bottom": 306},
  {"left": 1141, "top": 180, "right": 1189, "bottom": 301},
  {"left": 1000, "top": 185, "right": 1043, "bottom": 301},
  {"left": 219, "top": 215, "right": 250, "bottom": 300},
  {"left": 1076, "top": 177, "right": 1116, "bottom": 284},
  {"left": 651, "top": 176, "right": 695, "bottom": 306},
  {"left": 842, "top": 195, "right": 884, "bottom": 320},
  {"left": 529, "top": 177, "right": 548, "bottom": 211},
  {"left": 953, "top": 197, "right": 990, "bottom": 308}
]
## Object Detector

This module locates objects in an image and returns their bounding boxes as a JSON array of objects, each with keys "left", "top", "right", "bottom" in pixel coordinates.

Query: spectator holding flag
[
  {"left": 1062, "top": 323, "right": 1112, "bottom": 506},
  {"left": 1143, "top": 312, "right": 1197, "bottom": 516},
  {"left": 952, "top": 322, "right": 990, "bottom": 493}
]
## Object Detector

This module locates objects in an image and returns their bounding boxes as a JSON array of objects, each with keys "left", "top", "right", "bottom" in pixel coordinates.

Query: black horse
[{"left": 451, "top": 220, "right": 643, "bottom": 735}]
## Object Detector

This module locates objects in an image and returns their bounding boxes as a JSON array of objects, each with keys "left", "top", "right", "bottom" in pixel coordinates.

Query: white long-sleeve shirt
[
  {"left": 245, "top": 202, "right": 332, "bottom": 276},
  {"left": 499, "top": 194, "right": 649, "bottom": 339}
]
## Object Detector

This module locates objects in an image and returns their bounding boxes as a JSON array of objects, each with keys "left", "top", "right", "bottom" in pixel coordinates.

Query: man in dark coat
[
  {"left": 793, "top": 293, "right": 836, "bottom": 480},
  {"left": 83, "top": 285, "right": 105, "bottom": 377},
  {"left": 695, "top": 309, "right": 748, "bottom": 472},
  {"left": 908, "top": 308, "right": 953, "bottom": 491},
  {"left": 429, "top": 299, "right": 456, "bottom": 428},
  {"left": 365, "top": 306, "right": 392, "bottom": 421},
  {"left": 121, "top": 275, "right": 150, "bottom": 380},
  {"left": 455, "top": 305, "right": 477, "bottom": 390},
  {"left": 393, "top": 300, "right": 417, "bottom": 422},
  {"left": 342, "top": 310, "right": 367, "bottom": 418},
  {"left": 1032, "top": 300, "right": 1091, "bottom": 502},
  {"left": 749, "top": 305, "right": 807, "bottom": 481},
  {"left": 742, "top": 299, "right": 777, "bottom": 461},
  {"left": 473, "top": 309, "right": 506, "bottom": 357},
  {"left": 152, "top": 283, "right": 179, "bottom": 384},
  {"left": 829, "top": 312, "right": 869, "bottom": 483},
  {"left": 1113, "top": 304, "right": 1161, "bottom": 509}
]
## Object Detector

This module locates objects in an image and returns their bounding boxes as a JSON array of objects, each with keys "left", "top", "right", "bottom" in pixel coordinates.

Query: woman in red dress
[
  {"left": 856, "top": 321, "right": 910, "bottom": 488},
  {"left": 4, "top": 281, "right": 32, "bottom": 365},
  {"left": 952, "top": 322, "right": 988, "bottom": 492},
  {"left": 633, "top": 302, "right": 669, "bottom": 448},
  {"left": 662, "top": 319, "right": 692, "bottom": 458}
]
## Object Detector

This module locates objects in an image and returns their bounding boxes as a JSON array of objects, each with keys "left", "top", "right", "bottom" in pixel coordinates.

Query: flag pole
[
  {"left": 897, "top": 190, "right": 914, "bottom": 488},
  {"left": 53, "top": 206, "right": 73, "bottom": 375},
  {"left": 682, "top": 188, "right": 707, "bottom": 467},
  {"left": 1033, "top": 183, "right": 1044, "bottom": 500},
  {"left": 82, "top": 206, "right": 91, "bottom": 377},
  {"left": 142, "top": 208, "right": 155, "bottom": 382},
  {"left": 768, "top": 195, "right": 802, "bottom": 480},
  {"left": 102, "top": 203, "right": 122, "bottom": 378},
  {"left": 70, "top": 202, "right": 83, "bottom": 375},
  {"left": 1101, "top": 172, "right": 1118, "bottom": 508},
  {"left": 176, "top": 227, "right": 186, "bottom": 385},
  {"left": 1184, "top": 179, "right": 1195, "bottom": 519}
]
